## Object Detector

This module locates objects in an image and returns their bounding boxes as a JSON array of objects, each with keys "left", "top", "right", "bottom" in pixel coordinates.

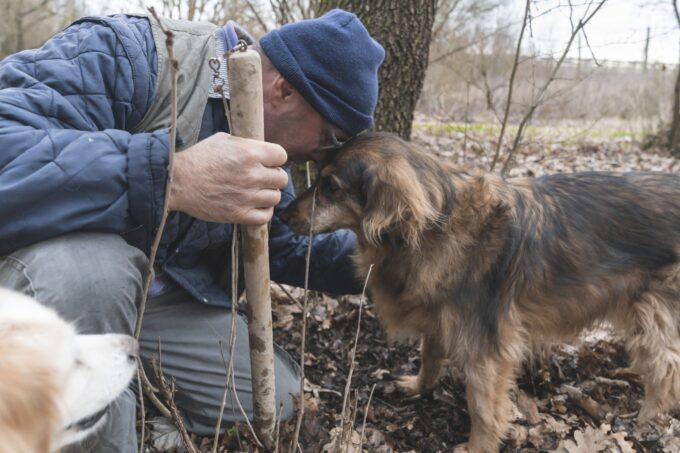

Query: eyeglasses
[{"left": 317, "top": 122, "right": 348, "bottom": 152}]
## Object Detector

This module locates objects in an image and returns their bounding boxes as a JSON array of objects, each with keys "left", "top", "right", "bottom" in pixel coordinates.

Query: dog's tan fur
[
  {"left": 0, "top": 343, "right": 60, "bottom": 453},
  {"left": 283, "top": 132, "right": 680, "bottom": 452}
]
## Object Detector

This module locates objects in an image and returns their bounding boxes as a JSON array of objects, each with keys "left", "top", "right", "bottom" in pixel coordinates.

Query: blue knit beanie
[{"left": 259, "top": 9, "right": 385, "bottom": 136}]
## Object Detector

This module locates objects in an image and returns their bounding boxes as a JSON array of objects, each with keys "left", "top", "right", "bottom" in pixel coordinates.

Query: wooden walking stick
[{"left": 228, "top": 47, "right": 277, "bottom": 450}]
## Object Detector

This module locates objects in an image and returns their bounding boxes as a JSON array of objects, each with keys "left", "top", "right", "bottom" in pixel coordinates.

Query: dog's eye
[{"left": 321, "top": 177, "right": 340, "bottom": 194}]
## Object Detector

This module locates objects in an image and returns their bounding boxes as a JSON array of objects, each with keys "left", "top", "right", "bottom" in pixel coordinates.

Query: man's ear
[
  {"left": 269, "top": 74, "right": 296, "bottom": 108},
  {"left": 360, "top": 159, "right": 438, "bottom": 247}
]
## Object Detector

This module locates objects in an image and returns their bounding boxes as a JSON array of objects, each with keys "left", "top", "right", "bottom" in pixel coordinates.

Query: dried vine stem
[
  {"left": 152, "top": 352, "right": 199, "bottom": 453},
  {"left": 135, "top": 6, "right": 178, "bottom": 442},
  {"left": 359, "top": 384, "right": 376, "bottom": 449},
  {"left": 135, "top": 6, "right": 178, "bottom": 340},
  {"left": 291, "top": 185, "right": 317, "bottom": 452},
  {"left": 212, "top": 227, "right": 241, "bottom": 452},
  {"left": 135, "top": 367, "right": 146, "bottom": 452},
  {"left": 337, "top": 264, "right": 374, "bottom": 452}
]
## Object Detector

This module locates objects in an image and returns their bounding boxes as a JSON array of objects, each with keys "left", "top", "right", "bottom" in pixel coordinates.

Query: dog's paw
[
  {"left": 396, "top": 375, "right": 423, "bottom": 396},
  {"left": 637, "top": 409, "right": 655, "bottom": 424},
  {"left": 637, "top": 399, "right": 664, "bottom": 424}
]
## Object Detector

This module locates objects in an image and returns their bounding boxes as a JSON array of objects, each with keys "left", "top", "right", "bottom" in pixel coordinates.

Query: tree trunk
[
  {"left": 317, "top": 0, "right": 437, "bottom": 140},
  {"left": 670, "top": 62, "right": 680, "bottom": 156},
  {"left": 670, "top": 0, "right": 680, "bottom": 156}
]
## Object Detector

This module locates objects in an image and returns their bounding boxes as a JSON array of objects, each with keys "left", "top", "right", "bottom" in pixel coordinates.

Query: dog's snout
[
  {"left": 281, "top": 201, "right": 310, "bottom": 234},
  {"left": 121, "top": 336, "right": 139, "bottom": 362},
  {"left": 280, "top": 205, "right": 292, "bottom": 224}
]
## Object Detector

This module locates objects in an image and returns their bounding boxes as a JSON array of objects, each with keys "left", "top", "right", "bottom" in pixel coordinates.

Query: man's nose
[{"left": 311, "top": 149, "right": 328, "bottom": 165}]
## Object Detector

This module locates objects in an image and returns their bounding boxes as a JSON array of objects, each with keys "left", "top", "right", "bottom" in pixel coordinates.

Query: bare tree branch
[
  {"left": 429, "top": 4, "right": 569, "bottom": 65},
  {"left": 245, "top": 0, "right": 270, "bottom": 32},
  {"left": 580, "top": 27, "right": 600, "bottom": 66},
  {"left": 431, "top": 0, "right": 463, "bottom": 41},
  {"left": 500, "top": 0, "right": 608, "bottom": 174},
  {"left": 17, "top": 0, "right": 49, "bottom": 18},
  {"left": 489, "top": 0, "right": 530, "bottom": 172}
]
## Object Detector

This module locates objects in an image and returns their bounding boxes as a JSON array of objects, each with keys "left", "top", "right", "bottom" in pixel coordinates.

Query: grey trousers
[{"left": 0, "top": 232, "right": 300, "bottom": 452}]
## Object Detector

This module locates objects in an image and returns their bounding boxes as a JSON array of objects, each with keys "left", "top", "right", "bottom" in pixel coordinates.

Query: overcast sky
[
  {"left": 98, "top": 0, "right": 680, "bottom": 64},
  {"left": 516, "top": 0, "right": 679, "bottom": 64}
]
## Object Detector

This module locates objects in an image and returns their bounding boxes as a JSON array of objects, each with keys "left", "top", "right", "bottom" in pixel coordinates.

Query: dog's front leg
[
  {"left": 462, "top": 355, "right": 516, "bottom": 453},
  {"left": 397, "top": 334, "right": 446, "bottom": 395}
]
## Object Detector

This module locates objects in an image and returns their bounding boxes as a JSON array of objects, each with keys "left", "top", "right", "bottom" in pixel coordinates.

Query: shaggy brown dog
[{"left": 282, "top": 132, "right": 680, "bottom": 453}]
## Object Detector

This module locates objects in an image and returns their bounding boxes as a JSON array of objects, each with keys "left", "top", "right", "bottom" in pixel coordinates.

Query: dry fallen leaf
[
  {"left": 321, "top": 427, "right": 362, "bottom": 453},
  {"left": 609, "top": 430, "right": 636, "bottom": 453},
  {"left": 370, "top": 368, "right": 391, "bottom": 380}
]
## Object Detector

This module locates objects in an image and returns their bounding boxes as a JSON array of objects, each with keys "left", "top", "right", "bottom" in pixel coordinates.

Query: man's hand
[{"left": 168, "top": 133, "right": 289, "bottom": 225}]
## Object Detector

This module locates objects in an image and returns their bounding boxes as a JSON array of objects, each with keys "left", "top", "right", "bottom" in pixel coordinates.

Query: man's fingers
[
  {"left": 254, "top": 142, "right": 288, "bottom": 167},
  {"left": 258, "top": 166, "right": 289, "bottom": 189},
  {"left": 249, "top": 188, "right": 282, "bottom": 208},
  {"left": 240, "top": 207, "right": 275, "bottom": 225},
  {"left": 236, "top": 190, "right": 282, "bottom": 224}
]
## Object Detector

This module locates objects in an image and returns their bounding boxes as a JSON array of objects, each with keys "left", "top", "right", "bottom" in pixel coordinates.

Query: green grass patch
[{"left": 413, "top": 121, "right": 643, "bottom": 141}]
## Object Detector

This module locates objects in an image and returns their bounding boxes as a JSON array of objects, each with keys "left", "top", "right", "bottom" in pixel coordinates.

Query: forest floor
[{"left": 145, "top": 122, "right": 680, "bottom": 452}]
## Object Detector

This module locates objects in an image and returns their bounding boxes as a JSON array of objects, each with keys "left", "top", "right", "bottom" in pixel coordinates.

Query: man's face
[{"left": 262, "top": 71, "right": 350, "bottom": 164}]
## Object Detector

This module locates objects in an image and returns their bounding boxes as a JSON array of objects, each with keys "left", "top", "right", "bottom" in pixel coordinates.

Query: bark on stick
[{"left": 227, "top": 49, "right": 276, "bottom": 450}]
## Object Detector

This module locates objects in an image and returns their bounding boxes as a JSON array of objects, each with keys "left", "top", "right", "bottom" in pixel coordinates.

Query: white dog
[{"left": 0, "top": 287, "right": 138, "bottom": 452}]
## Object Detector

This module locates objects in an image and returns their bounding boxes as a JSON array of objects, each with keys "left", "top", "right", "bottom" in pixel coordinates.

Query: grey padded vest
[{"left": 132, "top": 16, "right": 218, "bottom": 147}]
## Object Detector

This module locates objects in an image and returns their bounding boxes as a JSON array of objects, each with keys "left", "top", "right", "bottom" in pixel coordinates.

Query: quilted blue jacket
[{"left": 0, "top": 15, "right": 360, "bottom": 306}]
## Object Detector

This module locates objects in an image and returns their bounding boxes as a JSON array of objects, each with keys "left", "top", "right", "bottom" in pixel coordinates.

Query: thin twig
[
  {"left": 133, "top": 8, "right": 178, "bottom": 444},
  {"left": 430, "top": 0, "right": 463, "bottom": 41},
  {"left": 244, "top": 0, "right": 270, "bottom": 33},
  {"left": 213, "top": 227, "right": 246, "bottom": 452},
  {"left": 489, "top": 0, "right": 530, "bottom": 172},
  {"left": 216, "top": 341, "right": 263, "bottom": 449},
  {"left": 343, "top": 391, "right": 359, "bottom": 453},
  {"left": 428, "top": 4, "right": 564, "bottom": 65},
  {"left": 580, "top": 27, "right": 600, "bottom": 66},
  {"left": 463, "top": 79, "right": 470, "bottom": 160},
  {"left": 134, "top": 6, "right": 178, "bottom": 340},
  {"left": 359, "top": 384, "right": 376, "bottom": 449},
  {"left": 136, "top": 368, "right": 146, "bottom": 453},
  {"left": 291, "top": 186, "right": 317, "bottom": 451},
  {"left": 338, "top": 264, "right": 374, "bottom": 451},
  {"left": 137, "top": 360, "right": 171, "bottom": 419},
  {"left": 152, "top": 346, "right": 199, "bottom": 453},
  {"left": 275, "top": 282, "right": 304, "bottom": 311}
]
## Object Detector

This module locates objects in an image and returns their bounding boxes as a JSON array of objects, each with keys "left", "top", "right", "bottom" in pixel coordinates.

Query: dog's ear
[{"left": 361, "top": 159, "right": 438, "bottom": 246}]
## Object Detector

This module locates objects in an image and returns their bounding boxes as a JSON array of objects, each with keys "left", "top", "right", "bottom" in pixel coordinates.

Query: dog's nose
[
  {"left": 280, "top": 205, "right": 292, "bottom": 224},
  {"left": 123, "top": 336, "right": 139, "bottom": 362}
]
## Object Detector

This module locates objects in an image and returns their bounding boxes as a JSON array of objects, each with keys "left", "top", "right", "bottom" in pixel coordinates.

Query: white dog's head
[{"left": 0, "top": 288, "right": 138, "bottom": 452}]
